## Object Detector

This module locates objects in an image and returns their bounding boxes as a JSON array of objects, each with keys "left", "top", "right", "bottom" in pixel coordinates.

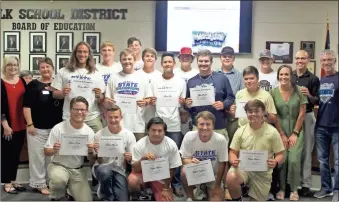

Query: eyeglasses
[
  {"left": 71, "top": 108, "right": 87, "bottom": 113},
  {"left": 6, "top": 64, "right": 18, "bottom": 67},
  {"left": 295, "top": 57, "right": 308, "bottom": 60},
  {"left": 320, "top": 58, "right": 335, "bottom": 62}
]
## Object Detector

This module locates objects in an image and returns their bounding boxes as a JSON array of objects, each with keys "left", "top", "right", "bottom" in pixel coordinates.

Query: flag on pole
[{"left": 321, "top": 20, "right": 330, "bottom": 78}]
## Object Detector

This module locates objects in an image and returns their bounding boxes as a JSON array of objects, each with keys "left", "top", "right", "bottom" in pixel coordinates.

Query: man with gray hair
[
  {"left": 313, "top": 49, "right": 338, "bottom": 201},
  {"left": 292, "top": 50, "right": 320, "bottom": 197}
]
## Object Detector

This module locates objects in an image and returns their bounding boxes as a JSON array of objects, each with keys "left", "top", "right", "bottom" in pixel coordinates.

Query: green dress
[{"left": 270, "top": 86, "right": 308, "bottom": 192}]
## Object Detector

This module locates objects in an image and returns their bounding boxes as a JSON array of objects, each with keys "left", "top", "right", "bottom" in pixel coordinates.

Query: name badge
[{"left": 42, "top": 90, "right": 50, "bottom": 95}]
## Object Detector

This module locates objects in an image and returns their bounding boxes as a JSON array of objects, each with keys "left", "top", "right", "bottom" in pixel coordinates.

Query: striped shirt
[{"left": 217, "top": 67, "right": 245, "bottom": 95}]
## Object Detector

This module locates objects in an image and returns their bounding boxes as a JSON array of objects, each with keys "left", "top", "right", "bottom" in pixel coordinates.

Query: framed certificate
[{"left": 300, "top": 41, "right": 315, "bottom": 59}]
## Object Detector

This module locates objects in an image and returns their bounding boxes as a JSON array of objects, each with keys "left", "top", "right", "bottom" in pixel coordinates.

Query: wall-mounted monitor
[{"left": 155, "top": 0, "right": 253, "bottom": 54}]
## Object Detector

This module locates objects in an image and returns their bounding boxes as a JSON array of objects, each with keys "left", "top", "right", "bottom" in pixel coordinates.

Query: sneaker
[
  {"left": 267, "top": 192, "right": 275, "bottom": 201},
  {"left": 299, "top": 187, "right": 313, "bottom": 197},
  {"left": 194, "top": 186, "right": 207, "bottom": 200},
  {"left": 314, "top": 189, "right": 333, "bottom": 198},
  {"left": 186, "top": 198, "right": 193, "bottom": 201},
  {"left": 332, "top": 191, "right": 338, "bottom": 202}
]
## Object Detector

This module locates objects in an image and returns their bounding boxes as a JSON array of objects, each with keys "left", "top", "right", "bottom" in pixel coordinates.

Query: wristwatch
[{"left": 292, "top": 130, "right": 299, "bottom": 136}]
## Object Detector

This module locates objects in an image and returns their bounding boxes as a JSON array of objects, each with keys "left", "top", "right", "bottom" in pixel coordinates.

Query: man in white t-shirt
[
  {"left": 127, "top": 37, "right": 144, "bottom": 71},
  {"left": 128, "top": 117, "right": 182, "bottom": 201},
  {"left": 96, "top": 42, "right": 123, "bottom": 86},
  {"left": 148, "top": 52, "right": 186, "bottom": 196},
  {"left": 138, "top": 48, "right": 162, "bottom": 123},
  {"left": 92, "top": 105, "right": 136, "bottom": 201},
  {"left": 44, "top": 97, "right": 95, "bottom": 201},
  {"left": 174, "top": 47, "right": 198, "bottom": 137},
  {"left": 180, "top": 111, "right": 228, "bottom": 201},
  {"left": 258, "top": 49, "right": 278, "bottom": 92},
  {"left": 105, "top": 48, "right": 150, "bottom": 141},
  {"left": 51, "top": 41, "right": 106, "bottom": 133}
]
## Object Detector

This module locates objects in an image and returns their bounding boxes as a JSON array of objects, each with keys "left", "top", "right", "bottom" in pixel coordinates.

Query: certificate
[
  {"left": 141, "top": 157, "right": 170, "bottom": 182},
  {"left": 69, "top": 79, "right": 95, "bottom": 100},
  {"left": 59, "top": 134, "right": 88, "bottom": 156},
  {"left": 239, "top": 150, "right": 268, "bottom": 172},
  {"left": 190, "top": 85, "right": 215, "bottom": 107},
  {"left": 235, "top": 101, "right": 247, "bottom": 118},
  {"left": 98, "top": 136, "right": 124, "bottom": 158},
  {"left": 156, "top": 88, "right": 179, "bottom": 107},
  {"left": 184, "top": 159, "right": 215, "bottom": 186},
  {"left": 115, "top": 94, "right": 137, "bottom": 114}
]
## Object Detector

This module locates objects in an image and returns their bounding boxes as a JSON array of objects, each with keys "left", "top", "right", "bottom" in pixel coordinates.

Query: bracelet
[
  {"left": 162, "top": 188, "right": 169, "bottom": 191},
  {"left": 27, "top": 123, "right": 34, "bottom": 127},
  {"left": 292, "top": 130, "right": 299, "bottom": 136}
]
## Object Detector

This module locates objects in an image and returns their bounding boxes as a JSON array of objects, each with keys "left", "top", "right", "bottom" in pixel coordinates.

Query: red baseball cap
[{"left": 178, "top": 47, "right": 194, "bottom": 58}]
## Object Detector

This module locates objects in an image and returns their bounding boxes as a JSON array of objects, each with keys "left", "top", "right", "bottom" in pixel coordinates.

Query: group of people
[{"left": 1, "top": 36, "right": 338, "bottom": 202}]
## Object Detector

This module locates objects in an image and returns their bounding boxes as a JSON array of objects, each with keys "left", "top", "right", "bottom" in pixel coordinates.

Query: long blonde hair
[{"left": 67, "top": 41, "right": 96, "bottom": 73}]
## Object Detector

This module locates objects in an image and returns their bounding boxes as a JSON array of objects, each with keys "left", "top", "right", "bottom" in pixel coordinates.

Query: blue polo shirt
[{"left": 316, "top": 72, "right": 339, "bottom": 127}]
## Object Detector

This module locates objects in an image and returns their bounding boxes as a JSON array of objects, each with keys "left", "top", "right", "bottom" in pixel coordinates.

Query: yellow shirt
[
  {"left": 236, "top": 88, "right": 277, "bottom": 127},
  {"left": 230, "top": 122, "right": 285, "bottom": 174}
]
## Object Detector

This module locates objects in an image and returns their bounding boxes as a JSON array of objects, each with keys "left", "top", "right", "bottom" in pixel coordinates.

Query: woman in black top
[{"left": 23, "top": 57, "right": 63, "bottom": 195}]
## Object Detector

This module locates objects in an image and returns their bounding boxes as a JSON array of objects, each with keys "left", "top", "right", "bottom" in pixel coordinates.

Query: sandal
[
  {"left": 33, "top": 187, "right": 50, "bottom": 195},
  {"left": 289, "top": 191, "right": 299, "bottom": 201},
  {"left": 3, "top": 184, "right": 18, "bottom": 194},
  {"left": 276, "top": 190, "right": 285, "bottom": 200},
  {"left": 12, "top": 183, "right": 26, "bottom": 192},
  {"left": 224, "top": 188, "right": 232, "bottom": 201}
]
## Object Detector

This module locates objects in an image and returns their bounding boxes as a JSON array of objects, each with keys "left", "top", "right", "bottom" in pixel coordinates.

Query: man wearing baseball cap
[
  {"left": 258, "top": 49, "right": 278, "bottom": 92},
  {"left": 217, "top": 46, "right": 244, "bottom": 200},
  {"left": 174, "top": 47, "right": 199, "bottom": 83}
]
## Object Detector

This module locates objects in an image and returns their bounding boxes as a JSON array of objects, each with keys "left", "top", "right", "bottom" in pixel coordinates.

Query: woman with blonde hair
[
  {"left": 1, "top": 56, "right": 27, "bottom": 194},
  {"left": 23, "top": 57, "right": 63, "bottom": 195}
]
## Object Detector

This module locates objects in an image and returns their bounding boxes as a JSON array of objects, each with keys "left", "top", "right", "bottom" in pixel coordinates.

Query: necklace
[{"left": 198, "top": 73, "right": 212, "bottom": 80}]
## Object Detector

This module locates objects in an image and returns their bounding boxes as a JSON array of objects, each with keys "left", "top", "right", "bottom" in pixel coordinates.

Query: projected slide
[{"left": 167, "top": 1, "right": 241, "bottom": 53}]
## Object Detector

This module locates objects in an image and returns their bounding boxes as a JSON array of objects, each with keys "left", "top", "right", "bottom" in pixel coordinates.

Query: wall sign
[{"left": 1, "top": 8, "right": 128, "bottom": 31}]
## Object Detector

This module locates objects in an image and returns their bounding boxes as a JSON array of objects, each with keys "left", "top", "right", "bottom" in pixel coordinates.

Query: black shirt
[
  {"left": 23, "top": 80, "right": 63, "bottom": 129},
  {"left": 292, "top": 69, "right": 320, "bottom": 113}
]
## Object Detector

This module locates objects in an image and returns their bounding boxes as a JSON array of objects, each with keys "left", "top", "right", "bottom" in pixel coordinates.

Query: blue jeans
[
  {"left": 94, "top": 164, "right": 129, "bottom": 201},
  {"left": 166, "top": 132, "right": 183, "bottom": 188},
  {"left": 315, "top": 125, "right": 339, "bottom": 192}
]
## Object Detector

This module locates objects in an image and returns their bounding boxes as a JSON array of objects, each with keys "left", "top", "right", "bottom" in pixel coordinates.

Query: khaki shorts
[{"left": 229, "top": 167, "right": 271, "bottom": 201}]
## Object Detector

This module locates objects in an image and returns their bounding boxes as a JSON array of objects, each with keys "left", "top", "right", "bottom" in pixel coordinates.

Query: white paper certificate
[
  {"left": 156, "top": 88, "right": 179, "bottom": 107},
  {"left": 235, "top": 101, "right": 247, "bottom": 118},
  {"left": 98, "top": 136, "right": 124, "bottom": 158},
  {"left": 184, "top": 159, "right": 215, "bottom": 186},
  {"left": 141, "top": 157, "right": 170, "bottom": 182},
  {"left": 59, "top": 134, "right": 88, "bottom": 156},
  {"left": 190, "top": 85, "right": 215, "bottom": 107},
  {"left": 239, "top": 150, "right": 268, "bottom": 172},
  {"left": 69, "top": 79, "right": 95, "bottom": 100},
  {"left": 115, "top": 94, "right": 137, "bottom": 114}
]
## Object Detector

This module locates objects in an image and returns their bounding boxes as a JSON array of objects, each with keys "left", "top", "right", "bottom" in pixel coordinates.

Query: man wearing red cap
[{"left": 174, "top": 47, "right": 199, "bottom": 138}]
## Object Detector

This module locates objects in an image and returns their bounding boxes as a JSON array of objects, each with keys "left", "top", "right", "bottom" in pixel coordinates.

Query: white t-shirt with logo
[
  {"left": 137, "top": 69, "right": 162, "bottom": 123},
  {"left": 132, "top": 136, "right": 182, "bottom": 182},
  {"left": 96, "top": 63, "right": 123, "bottom": 86},
  {"left": 44, "top": 120, "right": 95, "bottom": 169},
  {"left": 174, "top": 68, "right": 199, "bottom": 83},
  {"left": 180, "top": 131, "right": 228, "bottom": 174},
  {"left": 259, "top": 71, "right": 279, "bottom": 92},
  {"left": 148, "top": 75, "right": 186, "bottom": 132},
  {"left": 134, "top": 59, "right": 144, "bottom": 71},
  {"left": 93, "top": 127, "right": 136, "bottom": 177},
  {"left": 105, "top": 71, "right": 150, "bottom": 133},
  {"left": 51, "top": 67, "right": 106, "bottom": 121}
]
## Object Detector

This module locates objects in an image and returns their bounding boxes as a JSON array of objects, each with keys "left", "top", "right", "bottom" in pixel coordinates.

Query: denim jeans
[
  {"left": 166, "top": 132, "right": 183, "bottom": 188},
  {"left": 315, "top": 125, "right": 339, "bottom": 192},
  {"left": 94, "top": 164, "right": 129, "bottom": 201}
]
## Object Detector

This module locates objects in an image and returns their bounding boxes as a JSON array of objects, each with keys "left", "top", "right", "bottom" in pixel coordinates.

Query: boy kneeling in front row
[
  {"left": 128, "top": 117, "right": 182, "bottom": 201},
  {"left": 180, "top": 111, "right": 228, "bottom": 201},
  {"left": 226, "top": 99, "right": 285, "bottom": 201}
]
